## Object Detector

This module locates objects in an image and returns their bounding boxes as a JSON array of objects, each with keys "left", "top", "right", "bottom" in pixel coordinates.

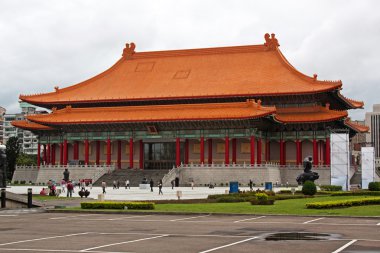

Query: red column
[
  {"left": 208, "top": 139, "right": 213, "bottom": 164},
  {"left": 325, "top": 137, "right": 330, "bottom": 165},
  {"left": 176, "top": 137, "right": 181, "bottom": 167},
  {"left": 200, "top": 137, "right": 205, "bottom": 164},
  {"left": 265, "top": 140, "right": 270, "bottom": 162},
  {"left": 129, "top": 138, "right": 134, "bottom": 168},
  {"left": 139, "top": 140, "right": 144, "bottom": 169},
  {"left": 95, "top": 141, "right": 100, "bottom": 165},
  {"left": 106, "top": 138, "right": 111, "bottom": 166},
  {"left": 73, "top": 141, "right": 78, "bottom": 160},
  {"left": 46, "top": 144, "right": 51, "bottom": 165},
  {"left": 250, "top": 136, "right": 255, "bottom": 165},
  {"left": 257, "top": 138, "right": 262, "bottom": 165},
  {"left": 37, "top": 142, "right": 41, "bottom": 167},
  {"left": 84, "top": 139, "right": 89, "bottom": 165},
  {"left": 313, "top": 138, "right": 318, "bottom": 166},
  {"left": 43, "top": 145, "right": 47, "bottom": 165},
  {"left": 225, "top": 136, "right": 229, "bottom": 165},
  {"left": 280, "top": 140, "right": 284, "bottom": 166},
  {"left": 63, "top": 139, "right": 68, "bottom": 165},
  {"left": 116, "top": 140, "right": 121, "bottom": 169},
  {"left": 184, "top": 139, "right": 189, "bottom": 164},
  {"left": 59, "top": 143, "right": 63, "bottom": 165},
  {"left": 51, "top": 144, "right": 56, "bottom": 165},
  {"left": 232, "top": 138, "right": 237, "bottom": 164}
]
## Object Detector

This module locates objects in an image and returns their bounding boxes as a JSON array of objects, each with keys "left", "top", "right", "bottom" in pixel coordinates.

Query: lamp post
[{"left": 0, "top": 144, "right": 6, "bottom": 188}]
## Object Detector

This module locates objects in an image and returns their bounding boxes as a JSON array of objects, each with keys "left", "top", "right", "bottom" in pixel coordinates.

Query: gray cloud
[{"left": 0, "top": 0, "right": 378, "bottom": 120}]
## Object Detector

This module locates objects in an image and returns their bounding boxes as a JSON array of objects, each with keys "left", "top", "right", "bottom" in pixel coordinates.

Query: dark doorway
[{"left": 144, "top": 142, "right": 184, "bottom": 170}]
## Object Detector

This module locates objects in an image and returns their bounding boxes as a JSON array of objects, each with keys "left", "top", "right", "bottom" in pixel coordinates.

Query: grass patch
[{"left": 32, "top": 195, "right": 80, "bottom": 201}]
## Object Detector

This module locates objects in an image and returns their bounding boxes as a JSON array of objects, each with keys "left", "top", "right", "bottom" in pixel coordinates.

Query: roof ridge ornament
[
  {"left": 122, "top": 42, "right": 136, "bottom": 59},
  {"left": 264, "top": 33, "right": 280, "bottom": 51},
  {"left": 54, "top": 86, "right": 59, "bottom": 92}
]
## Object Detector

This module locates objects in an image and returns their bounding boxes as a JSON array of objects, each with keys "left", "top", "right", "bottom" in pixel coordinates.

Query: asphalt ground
[{"left": 0, "top": 212, "right": 379, "bottom": 253}]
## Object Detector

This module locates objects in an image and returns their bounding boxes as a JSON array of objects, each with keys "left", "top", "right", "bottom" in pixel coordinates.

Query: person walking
[
  {"left": 113, "top": 180, "right": 117, "bottom": 189},
  {"left": 61, "top": 179, "right": 66, "bottom": 193},
  {"left": 117, "top": 180, "right": 120, "bottom": 189},
  {"left": 150, "top": 179, "right": 154, "bottom": 192},
  {"left": 249, "top": 179, "right": 253, "bottom": 191},
  {"left": 102, "top": 181, "right": 107, "bottom": 194},
  {"left": 191, "top": 179, "right": 194, "bottom": 190},
  {"left": 171, "top": 180, "right": 174, "bottom": 190},
  {"left": 158, "top": 180, "right": 163, "bottom": 195},
  {"left": 67, "top": 181, "right": 74, "bottom": 197},
  {"left": 125, "top": 179, "right": 130, "bottom": 189}
]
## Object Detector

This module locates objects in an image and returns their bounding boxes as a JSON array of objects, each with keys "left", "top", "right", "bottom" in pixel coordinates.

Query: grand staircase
[{"left": 93, "top": 168, "right": 169, "bottom": 187}]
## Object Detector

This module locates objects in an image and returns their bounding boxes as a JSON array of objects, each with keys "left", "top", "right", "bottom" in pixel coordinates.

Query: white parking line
[
  {"left": 233, "top": 216, "right": 266, "bottom": 223},
  {"left": 198, "top": 236, "right": 259, "bottom": 253},
  {"left": 0, "top": 248, "right": 133, "bottom": 253},
  {"left": 0, "top": 232, "right": 90, "bottom": 246},
  {"left": 109, "top": 215, "right": 154, "bottom": 221},
  {"left": 331, "top": 239, "right": 357, "bottom": 253},
  {"left": 80, "top": 235, "right": 168, "bottom": 251},
  {"left": 0, "top": 215, "right": 18, "bottom": 217},
  {"left": 303, "top": 217, "right": 325, "bottom": 224},
  {"left": 50, "top": 214, "right": 97, "bottom": 220},
  {"left": 377, "top": 222, "right": 380, "bottom": 226},
  {"left": 170, "top": 214, "right": 211, "bottom": 222}
]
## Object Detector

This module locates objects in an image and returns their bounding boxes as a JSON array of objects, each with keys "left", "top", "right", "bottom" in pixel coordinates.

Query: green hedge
[
  {"left": 368, "top": 182, "right": 380, "bottom": 191},
  {"left": 320, "top": 185, "right": 343, "bottom": 191},
  {"left": 306, "top": 197, "right": 380, "bottom": 209},
  {"left": 330, "top": 191, "right": 380, "bottom": 196},
  {"left": 274, "top": 195, "right": 305, "bottom": 200},
  {"left": 81, "top": 202, "right": 155, "bottom": 210}
]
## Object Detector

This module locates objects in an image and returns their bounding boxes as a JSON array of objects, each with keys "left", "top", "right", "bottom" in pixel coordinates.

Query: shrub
[
  {"left": 215, "top": 196, "right": 252, "bottom": 203},
  {"left": 368, "top": 182, "right": 380, "bottom": 191},
  {"left": 81, "top": 202, "right": 155, "bottom": 210},
  {"left": 13, "top": 180, "right": 19, "bottom": 184},
  {"left": 274, "top": 195, "right": 304, "bottom": 200},
  {"left": 302, "top": 181, "right": 317, "bottom": 196},
  {"left": 306, "top": 197, "right": 380, "bottom": 209},
  {"left": 256, "top": 193, "right": 268, "bottom": 201},
  {"left": 250, "top": 199, "right": 275, "bottom": 205},
  {"left": 320, "top": 185, "right": 343, "bottom": 191},
  {"left": 20, "top": 180, "right": 26, "bottom": 184},
  {"left": 330, "top": 191, "right": 380, "bottom": 196}
]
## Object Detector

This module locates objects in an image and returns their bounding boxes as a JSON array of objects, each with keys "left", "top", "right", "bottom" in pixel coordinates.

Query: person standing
[
  {"left": 171, "top": 180, "right": 174, "bottom": 190},
  {"left": 158, "top": 180, "right": 163, "bottom": 195},
  {"left": 249, "top": 180, "right": 253, "bottom": 191},
  {"left": 125, "top": 179, "right": 130, "bottom": 189},
  {"left": 191, "top": 180, "right": 194, "bottom": 190},
  {"left": 117, "top": 180, "right": 120, "bottom": 189},
  {"left": 61, "top": 179, "right": 66, "bottom": 193},
  {"left": 150, "top": 179, "right": 154, "bottom": 192},
  {"left": 102, "top": 181, "right": 107, "bottom": 194},
  {"left": 67, "top": 181, "right": 74, "bottom": 197},
  {"left": 113, "top": 180, "right": 117, "bottom": 189}
]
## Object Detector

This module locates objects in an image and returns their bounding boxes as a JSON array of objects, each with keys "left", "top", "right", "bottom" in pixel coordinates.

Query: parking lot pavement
[{"left": 0, "top": 213, "right": 378, "bottom": 253}]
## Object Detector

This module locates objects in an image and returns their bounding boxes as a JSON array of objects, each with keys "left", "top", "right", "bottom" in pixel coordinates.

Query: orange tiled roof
[
  {"left": 11, "top": 120, "right": 54, "bottom": 131},
  {"left": 26, "top": 100, "right": 275, "bottom": 125},
  {"left": 274, "top": 105, "right": 348, "bottom": 123},
  {"left": 19, "top": 34, "right": 342, "bottom": 106},
  {"left": 337, "top": 93, "right": 364, "bottom": 109},
  {"left": 344, "top": 118, "right": 369, "bottom": 133}
]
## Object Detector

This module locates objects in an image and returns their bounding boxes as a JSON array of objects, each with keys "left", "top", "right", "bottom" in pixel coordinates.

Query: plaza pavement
[{"left": 6, "top": 185, "right": 276, "bottom": 201}]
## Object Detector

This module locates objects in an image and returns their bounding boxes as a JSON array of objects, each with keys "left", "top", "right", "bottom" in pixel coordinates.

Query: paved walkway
[{"left": 6, "top": 185, "right": 271, "bottom": 201}]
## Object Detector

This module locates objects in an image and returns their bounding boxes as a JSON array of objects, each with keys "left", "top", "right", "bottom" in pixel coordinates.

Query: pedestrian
[
  {"left": 67, "top": 181, "right": 74, "bottom": 197},
  {"left": 171, "top": 180, "right": 174, "bottom": 190},
  {"left": 249, "top": 179, "right": 253, "bottom": 191},
  {"left": 158, "top": 180, "right": 163, "bottom": 195},
  {"left": 102, "top": 181, "right": 107, "bottom": 194},
  {"left": 125, "top": 179, "right": 130, "bottom": 189},
  {"left": 150, "top": 179, "right": 154, "bottom": 192},
  {"left": 191, "top": 180, "right": 194, "bottom": 190},
  {"left": 89, "top": 181, "right": 92, "bottom": 189},
  {"left": 61, "top": 179, "right": 66, "bottom": 193},
  {"left": 113, "top": 180, "right": 117, "bottom": 189},
  {"left": 117, "top": 180, "right": 120, "bottom": 189}
]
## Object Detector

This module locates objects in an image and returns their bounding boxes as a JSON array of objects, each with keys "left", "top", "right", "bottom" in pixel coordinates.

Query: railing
[
  {"left": 16, "top": 165, "right": 115, "bottom": 170},
  {"left": 161, "top": 166, "right": 178, "bottom": 186},
  {"left": 180, "top": 162, "right": 331, "bottom": 170}
]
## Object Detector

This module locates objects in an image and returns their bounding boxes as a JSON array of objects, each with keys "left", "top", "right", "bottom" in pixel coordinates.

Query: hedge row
[
  {"left": 81, "top": 202, "right": 155, "bottom": 210},
  {"left": 306, "top": 197, "right": 380, "bottom": 209},
  {"left": 320, "top": 185, "right": 343, "bottom": 191},
  {"left": 330, "top": 191, "right": 380, "bottom": 196}
]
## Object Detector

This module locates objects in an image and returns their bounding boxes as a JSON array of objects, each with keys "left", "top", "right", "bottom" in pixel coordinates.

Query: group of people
[{"left": 149, "top": 179, "right": 163, "bottom": 195}]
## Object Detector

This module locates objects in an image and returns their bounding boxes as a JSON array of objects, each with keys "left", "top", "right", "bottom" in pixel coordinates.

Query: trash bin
[
  {"left": 265, "top": 182, "right": 273, "bottom": 191},
  {"left": 229, "top": 181, "right": 239, "bottom": 193}
]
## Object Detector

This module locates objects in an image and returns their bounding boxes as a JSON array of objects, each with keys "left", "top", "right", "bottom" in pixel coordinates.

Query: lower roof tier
[{"left": 11, "top": 102, "right": 368, "bottom": 134}]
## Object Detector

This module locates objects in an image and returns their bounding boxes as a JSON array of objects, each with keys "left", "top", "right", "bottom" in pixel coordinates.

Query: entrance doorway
[{"left": 144, "top": 142, "right": 184, "bottom": 170}]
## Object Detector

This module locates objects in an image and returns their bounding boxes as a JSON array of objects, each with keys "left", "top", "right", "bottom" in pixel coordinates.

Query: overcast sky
[{"left": 1, "top": 0, "right": 379, "bottom": 120}]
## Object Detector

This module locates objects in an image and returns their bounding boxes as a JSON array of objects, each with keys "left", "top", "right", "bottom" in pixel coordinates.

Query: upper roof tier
[{"left": 20, "top": 33, "right": 347, "bottom": 108}]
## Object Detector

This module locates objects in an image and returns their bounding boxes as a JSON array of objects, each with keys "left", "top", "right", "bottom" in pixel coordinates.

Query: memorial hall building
[{"left": 12, "top": 33, "right": 368, "bottom": 174}]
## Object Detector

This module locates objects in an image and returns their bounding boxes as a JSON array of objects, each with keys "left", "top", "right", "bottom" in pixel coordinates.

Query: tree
[
  {"left": 5, "top": 136, "right": 20, "bottom": 180},
  {"left": 16, "top": 153, "right": 37, "bottom": 166}
]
